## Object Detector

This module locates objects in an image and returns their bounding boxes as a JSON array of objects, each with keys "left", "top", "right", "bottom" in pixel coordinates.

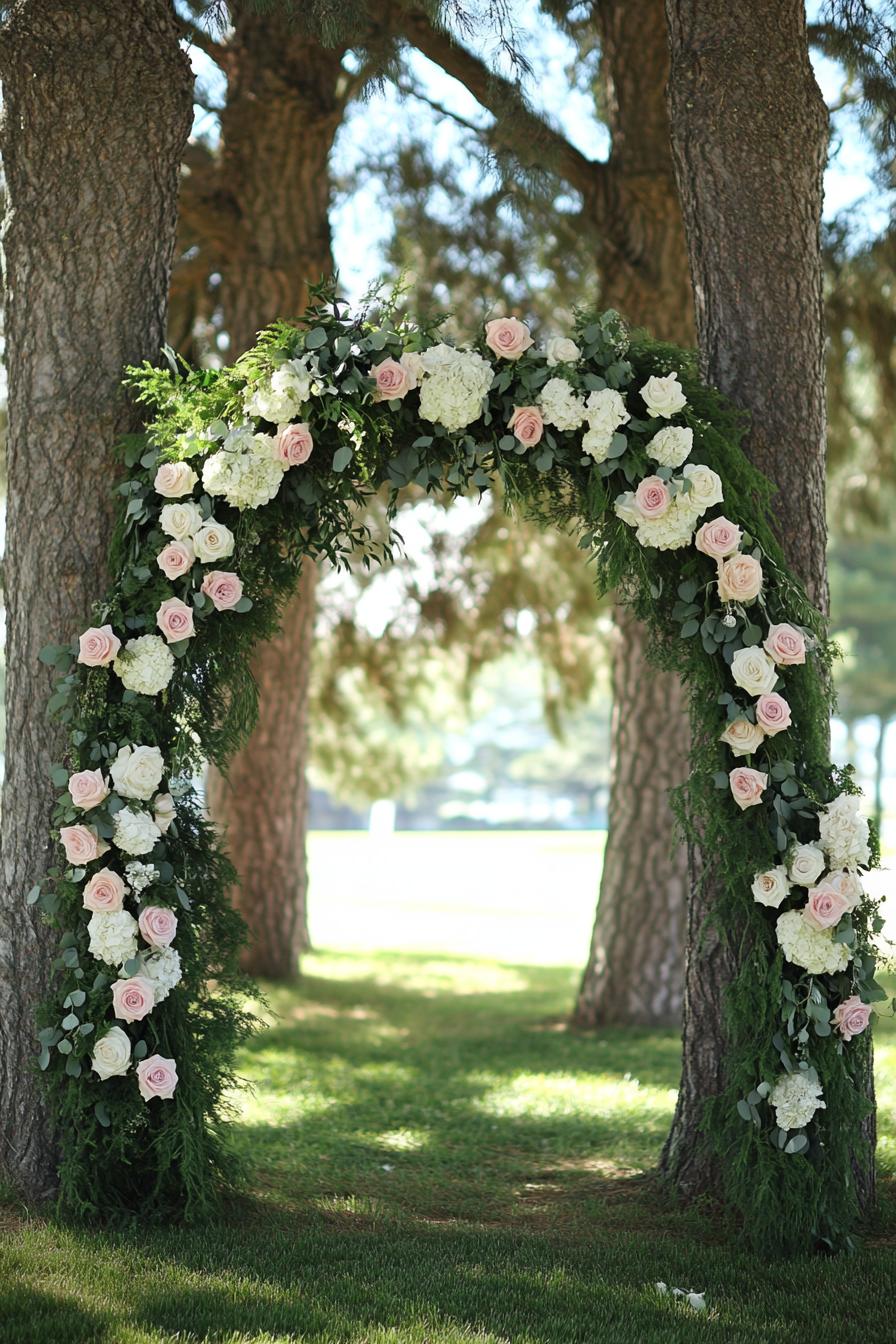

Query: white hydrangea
[
  {"left": 580, "top": 388, "right": 631, "bottom": 460},
  {"left": 113, "top": 807, "right": 161, "bottom": 857},
  {"left": 646, "top": 426, "right": 693, "bottom": 468},
  {"left": 244, "top": 357, "right": 316, "bottom": 422},
  {"left": 125, "top": 862, "right": 159, "bottom": 894},
  {"left": 776, "top": 908, "right": 851, "bottom": 976},
  {"left": 417, "top": 344, "right": 494, "bottom": 432},
  {"left": 770, "top": 1071, "right": 825, "bottom": 1131},
  {"left": 143, "top": 946, "right": 182, "bottom": 1003},
  {"left": 113, "top": 636, "right": 175, "bottom": 697},
  {"left": 110, "top": 745, "right": 165, "bottom": 802},
  {"left": 88, "top": 910, "right": 138, "bottom": 968},
  {"left": 634, "top": 495, "right": 698, "bottom": 551},
  {"left": 538, "top": 376, "right": 587, "bottom": 431},
  {"left": 202, "top": 432, "right": 285, "bottom": 510},
  {"left": 818, "top": 793, "right": 870, "bottom": 871}
]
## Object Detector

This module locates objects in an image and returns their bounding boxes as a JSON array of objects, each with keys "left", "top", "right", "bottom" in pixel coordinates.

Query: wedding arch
[{"left": 32, "top": 286, "right": 881, "bottom": 1250}]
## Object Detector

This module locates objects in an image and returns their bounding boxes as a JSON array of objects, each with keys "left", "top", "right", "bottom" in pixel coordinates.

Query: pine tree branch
[
  {"left": 178, "top": 14, "right": 228, "bottom": 68},
  {"left": 393, "top": 76, "right": 490, "bottom": 136},
  {"left": 399, "top": 8, "right": 605, "bottom": 204}
]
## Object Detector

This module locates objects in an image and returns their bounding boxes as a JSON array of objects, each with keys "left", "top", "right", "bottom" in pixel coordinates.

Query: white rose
[
  {"left": 614, "top": 491, "right": 640, "bottom": 527},
  {"left": 113, "top": 807, "right": 161, "bottom": 857},
  {"left": 641, "top": 372, "right": 687, "bottom": 418},
  {"left": 155, "top": 461, "right": 199, "bottom": 499},
  {"left": 646, "top": 426, "right": 693, "bottom": 468},
  {"left": 88, "top": 909, "right": 139, "bottom": 968},
  {"left": 545, "top": 336, "right": 581, "bottom": 367},
  {"left": 112, "top": 636, "right": 174, "bottom": 697},
  {"left": 91, "top": 1025, "right": 132, "bottom": 1081},
  {"left": 730, "top": 646, "right": 777, "bottom": 696},
  {"left": 153, "top": 792, "right": 176, "bottom": 834},
  {"left": 751, "top": 866, "right": 790, "bottom": 908},
  {"left": 193, "top": 520, "right": 235, "bottom": 563},
  {"left": 680, "top": 463, "right": 724, "bottom": 516},
  {"left": 159, "top": 502, "right": 203, "bottom": 541},
  {"left": 719, "top": 718, "right": 765, "bottom": 757},
  {"left": 109, "top": 745, "right": 165, "bottom": 802},
  {"left": 788, "top": 843, "right": 826, "bottom": 887}
]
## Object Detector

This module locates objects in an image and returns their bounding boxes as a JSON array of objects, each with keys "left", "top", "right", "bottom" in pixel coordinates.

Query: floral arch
[{"left": 33, "top": 288, "right": 880, "bottom": 1249}]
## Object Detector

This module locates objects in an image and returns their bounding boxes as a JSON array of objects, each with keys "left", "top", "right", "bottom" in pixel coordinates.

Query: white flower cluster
[
  {"left": 646, "top": 425, "right": 693, "bottom": 468},
  {"left": 819, "top": 793, "right": 870, "bottom": 871},
  {"left": 581, "top": 389, "right": 631, "bottom": 461},
  {"left": 113, "top": 636, "right": 174, "bottom": 696},
  {"left": 775, "top": 908, "right": 851, "bottom": 976},
  {"left": 203, "top": 426, "right": 286, "bottom": 510},
  {"left": 244, "top": 356, "right": 317, "bottom": 423},
  {"left": 113, "top": 807, "right": 161, "bottom": 857},
  {"left": 125, "top": 861, "right": 159, "bottom": 894},
  {"left": 143, "top": 946, "right": 182, "bottom": 1003},
  {"left": 770, "top": 1071, "right": 825, "bottom": 1131},
  {"left": 538, "top": 377, "right": 587, "bottom": 432},
  {"left": 88, "top": 910, "right": 138, "bottom": 968},
  {"left": 417, "top": 344, "right": 494, "bottom": 432}
]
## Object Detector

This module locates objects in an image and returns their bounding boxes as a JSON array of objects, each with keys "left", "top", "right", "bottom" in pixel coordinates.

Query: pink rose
[
  {"left": 77, "top": 625, "right": 121, "bottom": 668},
  {"left": 717, "top": 554, "right": 763, "bottom": 603},
  {"left": 156, "top": 597, "right": 195, "bottom": 643},
  {"left": 832, "top": 995, "right": 872, "bottom": 1042},
  {"left": 508, "top": 405, "right": 544, "bottom": 447},
  {"left": 68, "top": 769, "right": 109, "bottom": 811},
  {"left": 634, "top": 476, "right": 671, "bottom": 519},
  {"left": 372, "top": 357, "right": 413, "bottom": 402},
  {"left": 139, "top": 904, "right": 178, "bottom": 948},
  {"left": 201, "top": 570, "right": 244, "bottom": 612},
  {"left": 157, "top": 540, "right": 195, "bottom": 581},
  {"left": 154, "top": 461, "right": 198, "bottom": 499},
  {"left": 729, "top": 767, "right": 768, "bottom": 810},
  {"left": 60, "top": 825, "right": 105, "bottom": 865},
  {"left": 695, "top": 516, "right": 743, "bottom": 560},
  {"left": 484, "top": 317, "right": 533, "bottom": 360},
  {"left": 137, "top": 1053, "right": 178, "bottom": 1101},
  {"left": 277, "top": 422, "right": 314, "bottom": 466},
  {"left": 803, "top": 884, "right": 850, "bottom": 930},
  {"left": 755, "top": 692, "right": 792, "bottom": 736},
  {"left": 111, "top": 975, "right": 156, "bottom": 1023},
  {"left": 764, "top": 622, "right": 807, "bottom": 666},
  {"left": 83, "top": 868, "right": 126, "bottom": 913}
]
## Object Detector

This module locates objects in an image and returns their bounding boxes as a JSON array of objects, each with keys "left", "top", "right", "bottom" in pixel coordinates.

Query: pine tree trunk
[
  {"left": 658, "top": 0, "right": 853, "bottom": 1200},
  {"left": 202, "top": 15, "right": 344, "bottom": 980},
  {"left": 574, "top": 0, "right": 694, "bottom": 1028},
  {"left": 0, "top": 0, "right": 192, "bottom": 1203}
]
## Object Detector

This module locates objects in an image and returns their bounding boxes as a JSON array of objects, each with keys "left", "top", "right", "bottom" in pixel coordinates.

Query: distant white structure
[{"left": 369, "top": 799, "right": 396, "bottom": 836}]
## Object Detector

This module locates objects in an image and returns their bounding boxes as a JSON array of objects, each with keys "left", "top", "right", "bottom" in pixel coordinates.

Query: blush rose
[
  {"left": 729, "top": 767, "right": 768, "bottom": 810},
  {"left": 832, "top": 995, "right": 872, "bottom": 1042},
  {"left": 156, "top": 597, "right": 195, "bottom": 643},
  {"left": 157, "top": 540, "right": 195, "bottom": 580},
  {"left": 139, "top": 905, "right": 178, "bottom": 948},
  {"left": 78, "top": 625, "right": 121, "bottom": 668},
  {"left": 803, "top": 884, "right": 850, "bottom": 930},
  {"left": 68, "top": 769, "right": 109, "bottom": 811},
  {"left": 755, "top": 692, "right": 792, "bottom": 736},
  {"left": 277, "top": 422, "right": 314, "bottom": 465},
  {"left": 695, "top": 516, "right": 743, "bottom": 560},
  {"left": 137, "top": 1054, "right": 178, "bottom": 1101},
  {"left": 201, "top": 570, "right": 244, "bottom": 611},
  {"left": 634, "top": 476, "right": 672, "bottom": 519},
  {"left": 484, "top": 317, "right": 533, "bottom": 360},
  {"left": 764, "top": 622, "right": 807, "bottom": 666},
  {"left": 718, "top": 554, "right": 763, "bottom": 603},
  {"left": 508, "top": 405, "right": 544, "bottom": 446},
  {"left": 111, "top": 975, "right": 156, "bottom": 1023},
  {"left": 82, "top": 868, "right": 126, "bottom": 913},
  {"left": 60, "top": 825, "right": 106, "bottom": 866}
]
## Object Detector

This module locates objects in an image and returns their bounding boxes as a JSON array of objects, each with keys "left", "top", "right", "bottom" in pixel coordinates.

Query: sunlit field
[{"left": 2, "top": 831, "right": 894, "bottom": 1343}]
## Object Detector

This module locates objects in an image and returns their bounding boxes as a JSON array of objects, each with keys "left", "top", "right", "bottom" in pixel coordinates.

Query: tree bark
[
  {"left": 573, "top": 0, "right": 694, "bottom": 1028},
  {"left": 200, "top": 12, "right": 345, "bottom": 980},
  {"left": 658, "top": 0, "right": 851, "bottom": 1199},
  {"left": 0, "top": 0, "right": 192, "bottom": 1203}
]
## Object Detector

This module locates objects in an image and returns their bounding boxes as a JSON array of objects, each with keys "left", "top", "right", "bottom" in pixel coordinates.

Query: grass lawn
[{"left": 1, "top": 831, "right": 894, "bottom": 1343}]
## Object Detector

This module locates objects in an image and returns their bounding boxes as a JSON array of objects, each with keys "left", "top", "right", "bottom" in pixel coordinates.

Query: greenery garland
[{"left": 32, "top": 284, "right": 882, "bottom": 1251}]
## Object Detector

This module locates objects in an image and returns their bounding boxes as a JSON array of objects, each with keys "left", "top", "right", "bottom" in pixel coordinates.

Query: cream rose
[
  {"left": 201, "top": 570, "right": 244, "bottom": 611},
  {"left": 730, "top": 647, "right": 777, "bottom": 696},
  {"left": 788, "top": 843, "right": 826, "bottom": 887},
  {"left": 832, "top": 995, "right": 872, "bottom": 1042},
  {"left": 718, "top": 554, "right": 763, "bottom": 603},
  {"left": 508, "top": 405, "right": 544, "bottom": 447},
  {"left": 137, "top": 1054, "right": 178, "bottom": 1101},
  {"left": 681, "top": 463, "right": 724, "bottom": 515},
  {"left": 634, "top": 476, "right": 672, "bottom": 519},
  {"left": 91, "top": 1026, "right": 132, "bottom": 1081},
  {"left": 640, "top": 372, "right": 687, "bottom": 418},
  {"left": 78, "top": 625, "right": 121, "bottom": 668},
  {"left": 157, "top": 540, "right": 195, "bottom": 580},
  {"left": 110, "top": 745, "right": 165, "bottom": 802},
  {"left": 60, "top": 825, "right": 105, "bottom": 866},
  {"left": 154, "top": 461, "right": 198, "bottom": 499},
  {"left": 153, "top": 792, "right": 176, "bottom": 834},
  {"left": 729, "top": 767, "right": 768, "bottom": 810},
  {"left": 764, "top": 623, "right": 807, "bottom": 666},
  {"left": 614, "top": 492, "right": 640, "bottom": 527},
  {"left": 159, "top": 501, "right": 203, "bottom": 541},
  {"left": 139, "top": 905, "right": 178, "bottom": 949},
  {"left": 719, "top": 718, "right": 765, "bottom": 756},
  {"left": 803, "top": 884, "right": 850, "bottom": 931},
  {"left": 484, "top": 317, "right": 533, "bottom": 360},
  {"left": 755, "top": 693, "right": 791, "bottom": 736},
  {"left": 751, "top": 866, "right": 790, "bottom": 908},
  {"left": 193, "top": 520, "right": 235, "bottom": 563},
  {"left": 68, "top": 769, "right": 109, "bottom": 811},
  {"left": 111, "top": 975, "right": 156, "bottom": 1023},
  {"left": 695, "top": 516, "right": 742, "bottom": 560},
  {"left": 82, "top": 868, "right": 126, "bottom": 913},
  {"left": 545, "top": 336, "right": 580, "bottom": 366},
  {"left": 157, "top": 597, "right": 195, "bottom": 644}
]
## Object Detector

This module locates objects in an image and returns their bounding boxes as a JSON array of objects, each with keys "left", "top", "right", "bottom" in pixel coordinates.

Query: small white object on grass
[{"left": 654, "top": 1283, "right": 706, "bottom": 1312}]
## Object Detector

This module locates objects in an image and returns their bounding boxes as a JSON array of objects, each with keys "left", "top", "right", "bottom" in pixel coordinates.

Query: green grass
[{"left": 2, "top": 832, "right": 895, "bottom": 1343}]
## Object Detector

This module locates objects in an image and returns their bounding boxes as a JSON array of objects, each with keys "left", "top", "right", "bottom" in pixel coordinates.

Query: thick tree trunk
[
  {"left": 202, "top": 14, "right": 344, "bottom": 980},
  {"left": 658, "top": 0, "right": 855, "bottom": 1200},
  {"left": 0, "top": 0, "right": 192, "bottom": 1203},
  {"left": 574, "top": 0, "right": 694, "bottom": 1027}
]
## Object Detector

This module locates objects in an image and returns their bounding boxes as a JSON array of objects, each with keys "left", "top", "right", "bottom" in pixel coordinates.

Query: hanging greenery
[{"left": 32, "top": 284, "right": 881, "bottom": 1250}]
